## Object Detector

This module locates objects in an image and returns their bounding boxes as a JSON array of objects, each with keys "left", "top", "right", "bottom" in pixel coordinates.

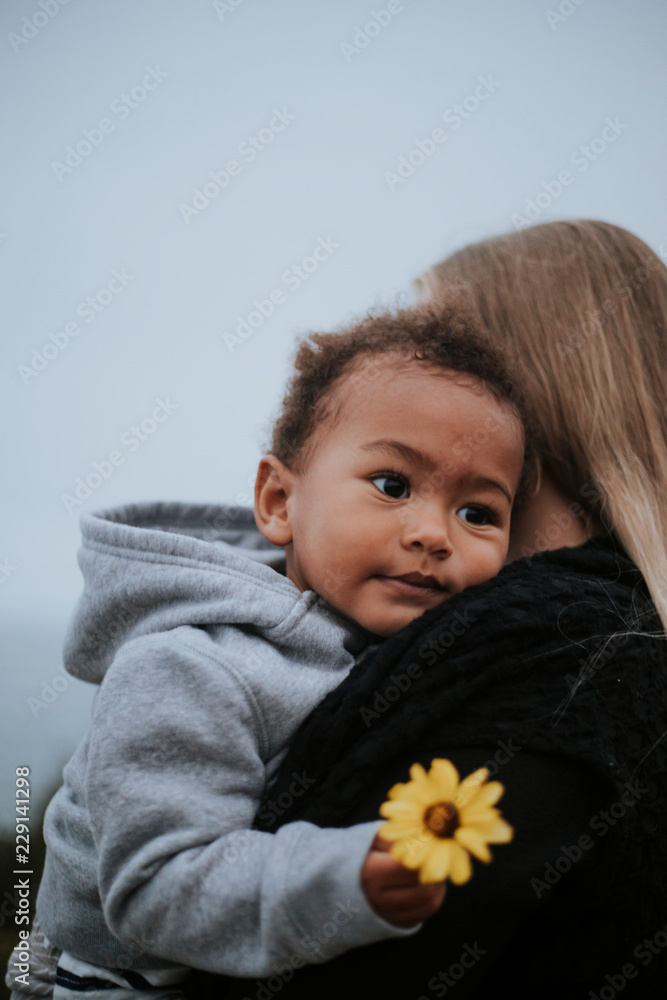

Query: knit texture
[{"left": 253, "top": 535, "right": 667, "bottom": 991}]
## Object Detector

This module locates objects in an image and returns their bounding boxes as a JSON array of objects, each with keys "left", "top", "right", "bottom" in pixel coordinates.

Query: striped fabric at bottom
[{"left": 53, "top": 951, "right": 187, "bottom": 1000}]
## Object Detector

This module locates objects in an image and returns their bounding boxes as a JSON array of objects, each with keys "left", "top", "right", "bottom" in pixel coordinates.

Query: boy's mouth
[{"left": 377, "top": 573, "right": 448, "bottom": 596}]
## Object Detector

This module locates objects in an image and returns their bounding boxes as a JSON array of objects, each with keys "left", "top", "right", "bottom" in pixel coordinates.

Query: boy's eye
[
  {"left": 371, "top": 474, "right": 410, "bottom": 500},
  {"left": 457, "top": 505, "right": 494, "bottom": 526}
]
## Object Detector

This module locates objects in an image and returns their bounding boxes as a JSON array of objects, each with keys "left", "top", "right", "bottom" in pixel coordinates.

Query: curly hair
[{"left": 269, "top": 302, "right": 529, "bottom": 480}]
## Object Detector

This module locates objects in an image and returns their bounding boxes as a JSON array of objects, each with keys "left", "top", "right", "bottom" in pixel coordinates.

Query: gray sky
[{"left": 1, "top": 0, "right": 665, "bottom": 821}]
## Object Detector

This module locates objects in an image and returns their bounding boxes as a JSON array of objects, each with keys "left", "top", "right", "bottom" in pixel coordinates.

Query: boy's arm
[{"left": 87, "top": 631, "right": 418, "bottom": 977}]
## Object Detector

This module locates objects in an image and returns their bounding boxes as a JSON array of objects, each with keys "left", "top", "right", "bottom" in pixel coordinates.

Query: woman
[{"left": 192, "top": 221, "right": 667, "bottom": 999}]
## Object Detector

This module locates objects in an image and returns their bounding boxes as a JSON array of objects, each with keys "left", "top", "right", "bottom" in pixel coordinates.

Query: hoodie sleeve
[{"left": 86, "top": 630, "right": 416, "bottom": 977}]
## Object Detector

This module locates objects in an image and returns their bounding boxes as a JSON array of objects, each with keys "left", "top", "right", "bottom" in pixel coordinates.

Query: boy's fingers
[
  {"left": 365, "top": 852, "right": 421, "bottom": 887},
  {"left": 382, "top": 881, "right": 446, "bottom": 907},
  {"left": 381, "top": 882, "right": 447, "bottom": 926},
  {"left": 371, "top": 834, "right": 394, "bottom": 852},
  {"left": 365, "top": 851, "right": 448, "bottom": 894}
]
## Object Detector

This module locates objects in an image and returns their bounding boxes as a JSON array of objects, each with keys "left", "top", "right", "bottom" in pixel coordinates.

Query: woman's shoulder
[
  {"left": 345, "top": 532, "right": 666, "bottom": 771},
  {"left": 505, "top": 532, "right": 643, "bottom": 592},
  {"left": 483, "top": 531, "right": 643, "bottom": 601},
  {"left": 409, "top": 533, "right": 656, "bottom": 652}
]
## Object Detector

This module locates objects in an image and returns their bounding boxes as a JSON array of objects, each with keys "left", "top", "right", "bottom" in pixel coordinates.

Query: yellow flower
[{"left": 378, "top": 758, "right": 513, "bottom": 885}]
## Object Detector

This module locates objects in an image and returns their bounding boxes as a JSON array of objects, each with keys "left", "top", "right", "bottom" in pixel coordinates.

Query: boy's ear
[{"left": 254, "top": 455, "right": 295, "bottom": 546}]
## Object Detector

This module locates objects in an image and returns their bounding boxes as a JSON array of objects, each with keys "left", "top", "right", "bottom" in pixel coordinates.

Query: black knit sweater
[{"left": 187, "top": 537, "right": 667, "bottom": 1000}]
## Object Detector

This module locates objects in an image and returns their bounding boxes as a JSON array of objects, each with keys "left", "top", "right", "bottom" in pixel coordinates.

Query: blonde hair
[{"left": 419, "top": 220, "right": 667, "bottom": 632}]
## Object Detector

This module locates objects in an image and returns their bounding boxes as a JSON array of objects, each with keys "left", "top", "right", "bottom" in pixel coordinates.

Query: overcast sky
[{"left": 1, "top": 0, "right": 665, "bottom": 821}]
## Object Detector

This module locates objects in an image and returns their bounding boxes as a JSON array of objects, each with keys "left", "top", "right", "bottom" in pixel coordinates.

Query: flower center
[{"left": 424, "top": 801, "right": 460, "bottom": 838}]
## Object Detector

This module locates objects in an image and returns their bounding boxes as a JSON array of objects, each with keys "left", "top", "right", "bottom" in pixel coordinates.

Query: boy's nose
[{"left": 401, "top": 509, "right": 452, "bottom": 557}]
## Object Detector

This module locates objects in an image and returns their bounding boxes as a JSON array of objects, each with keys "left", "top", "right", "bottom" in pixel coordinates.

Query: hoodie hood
[{"left": 64, "top": 501, "right": 370, "bottom": 683}]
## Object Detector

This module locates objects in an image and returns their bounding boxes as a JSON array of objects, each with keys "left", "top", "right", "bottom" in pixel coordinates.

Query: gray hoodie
[{"left": 36, "top": 502, "right": 415, "bottom": 978}]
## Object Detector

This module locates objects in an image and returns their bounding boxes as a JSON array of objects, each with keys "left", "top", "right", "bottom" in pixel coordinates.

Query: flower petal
[
  {"left": 411, "top": 761, "right": 455, "bottom": 805},
  {"left": 484, "top": 820, "right": 514, "bottom": 843},
  {"left": 448, "top": 842, "right": 473, "bottom": 885},
  {"left": 454, "top": 767, "right": 489, "bottom": 807},
  {"left": 379, "top": 799, "right": 423, "bottom": 820},
  {"left": 391, "top": 831, "right": 434, "bottom": 868},
  {"left": 386, "top": 780, "right": 433, "bottom": 807},
  {"left": 409, "top": 762, "right": 429, "bottom": 785},
  {"left": 419, "top": 839, "right": 453, "bottom": 884},
  {"left": 462, "top": 781, "right": 504, "bottom": 811},
  {"left": 428, "top": 759, "right": 459, "bottom": 801},
  {"left": 454, "top": 826, "right": 492, "bottom": 862},
  {"left": 457, "top": 804, "right": 501, "bottom": 823},
  {"left": 378, "top": 818, "right": 425, "bottom": 841},
  {"left": 378, "top": 810, "right": 424, "bottom": 830},
  {"left": 461, "top": 815, "right": 513, "bottom": 844},
  {"left": 385, "top": 781, "right": 409, "bottom": 799}
]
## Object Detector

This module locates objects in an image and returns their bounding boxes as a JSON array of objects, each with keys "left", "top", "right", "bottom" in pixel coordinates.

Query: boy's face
[{"left": 267, "top": 359, "right": 524, "bottom": 638}]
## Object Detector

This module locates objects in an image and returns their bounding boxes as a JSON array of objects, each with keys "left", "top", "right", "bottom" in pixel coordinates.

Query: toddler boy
[{"left": 10, "top": 305, "right": 525, "bottom": 999}]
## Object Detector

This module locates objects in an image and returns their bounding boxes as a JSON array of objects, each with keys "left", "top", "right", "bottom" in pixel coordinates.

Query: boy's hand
[{"left": 361, "top": 834, "right": 446, "bottom": 927}]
